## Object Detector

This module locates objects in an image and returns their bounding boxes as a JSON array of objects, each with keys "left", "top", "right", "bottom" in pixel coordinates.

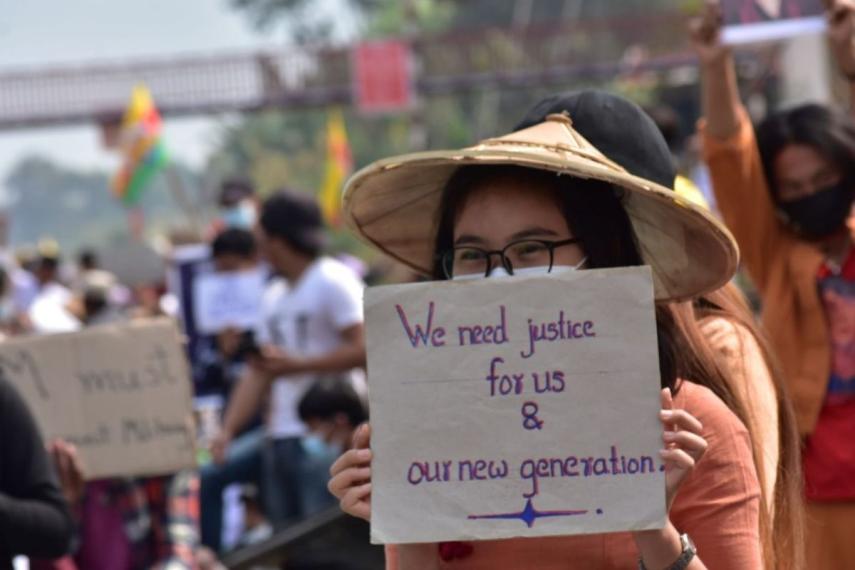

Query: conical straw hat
[{"left": 343, "top": 114, "right": 739, "bottom": 301}]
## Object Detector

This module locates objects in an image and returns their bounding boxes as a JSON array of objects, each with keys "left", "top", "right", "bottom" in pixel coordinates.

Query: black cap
[
  {"left": 260, "top": 188, "right": 326, "bottom": 255},
  {"left": 218, "top": 176, "right": 256, "bottom": 207},
  {"left": 515, "top": 90, "right": 676, "bottom": 189}
]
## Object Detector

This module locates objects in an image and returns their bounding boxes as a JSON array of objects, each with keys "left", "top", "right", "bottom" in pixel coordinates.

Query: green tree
[
  {"left": 231, "top": 0, "right": 682, "bottom": 41},
  {"left": 229, "top": 0, "right": 383, "bottom": 41}
]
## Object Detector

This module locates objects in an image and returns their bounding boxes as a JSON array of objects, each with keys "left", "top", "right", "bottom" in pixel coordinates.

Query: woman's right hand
[
  {"left": 689, "top": 0, "right": 729, "bottom": 67},
  {"left": 329, "top": 422, "right": 373, "bottom": 521}
]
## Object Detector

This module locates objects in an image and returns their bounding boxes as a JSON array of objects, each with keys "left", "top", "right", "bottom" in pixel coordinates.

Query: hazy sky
[{"left": 0, "top": 0, "right": 279, "bottom": 196}]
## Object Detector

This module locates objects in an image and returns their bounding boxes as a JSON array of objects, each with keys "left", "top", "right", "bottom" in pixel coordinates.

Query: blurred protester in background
[
  {"left": 7, "top": 247, "right": 39, "bottom": 326},
  {"left": 200, "top": 227, "right": 268, "bottom": 554},
  {"left": 694, "top": 0, "right": 855, "bottom": 566},
  {"left": 218, "top": 177, "right": 259, "bottom": 231},
  {"left": 202, "top": 227, "right": 264, "bottom": 397},
  {"left": 233, "top": 484, "right": 272, "bottom": 549},
  {"left": 44, "top": 445, "right": 199, "bottom": 570},
  {"left": 214, "top": 189, "right": 366, "bottom": 529},
  {"left": 298, "top": 375, "right": 368, "bottom": 456},
  {"left": 0, "top": 378, "right": 74, "bottom": 567},
  {"left": 130, "top": 283, "right": 172, "bottom": 321},
  {"left": 211, "top": 228, "right": 258, "bottom": 274},
  {"left": 77, "top": 249, "right": 97, "bottom": 272},
  {"left": 72, "top": 248, "right": 128, "bottom": 313},
  {"left": 28, "top": 240, "right": 80, "bottom": 334},
  {"left": 14, "top": 245, "right": 37, "bottom": 273},
  {"left": 0, "top": 267, "right": 14, "bottom": 339},
  {"left": 77, "top": 270, "right": 123, "bottom": 327}
]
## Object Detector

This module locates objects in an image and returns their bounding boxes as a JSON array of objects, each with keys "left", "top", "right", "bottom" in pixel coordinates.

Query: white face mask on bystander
[{"left": 222, "top": 201, "right": 257, "bottom": 229}]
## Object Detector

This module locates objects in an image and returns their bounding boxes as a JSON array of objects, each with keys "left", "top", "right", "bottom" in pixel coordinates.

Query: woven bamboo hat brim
[{"left": 342, "top": 114, "right": 739, "bottom": 301}]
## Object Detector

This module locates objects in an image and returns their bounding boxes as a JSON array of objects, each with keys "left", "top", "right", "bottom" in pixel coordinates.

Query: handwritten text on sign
[
  {"left": 0, "top": 319, "right": 196, "bottom": 479},
  {"left": 365, "top": 267, "right": 665, "bottom": 544}
]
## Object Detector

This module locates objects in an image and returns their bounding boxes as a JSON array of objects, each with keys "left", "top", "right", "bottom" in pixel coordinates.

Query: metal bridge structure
[{"left": 0, "top": 13, "right": 694, "bottom": 131}]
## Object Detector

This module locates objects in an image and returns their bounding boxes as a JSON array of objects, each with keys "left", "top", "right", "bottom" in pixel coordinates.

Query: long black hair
[{"left": 756, "top": 103, "right": 855, "bottom": 201}]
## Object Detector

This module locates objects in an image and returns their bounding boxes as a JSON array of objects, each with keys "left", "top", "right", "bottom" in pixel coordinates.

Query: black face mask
[{"left": 777, "top": 181, "right": 855, "bottom": 239}]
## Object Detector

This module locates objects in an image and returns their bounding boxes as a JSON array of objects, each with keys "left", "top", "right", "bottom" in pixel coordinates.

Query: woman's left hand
[{"left": 659, "top": 388, "right": 708, "bottom": 511}]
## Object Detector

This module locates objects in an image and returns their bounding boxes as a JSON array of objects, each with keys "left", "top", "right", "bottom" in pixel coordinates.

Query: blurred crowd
[{"left": 0, "top": 175, "right": 375, "bottom": 570}]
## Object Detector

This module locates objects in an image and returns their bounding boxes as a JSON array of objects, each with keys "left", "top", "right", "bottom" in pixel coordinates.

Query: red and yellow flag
[{"left": 318, "top": 109, "right": 353, "bottom": 227}]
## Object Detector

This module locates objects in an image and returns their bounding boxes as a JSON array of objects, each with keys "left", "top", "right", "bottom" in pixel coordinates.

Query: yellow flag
[
  {"left": 122, "top": 85, "right": 156, "bottom": 129},
  {"left": 319, "top": 109, "right": 353, "bottom": 227}
]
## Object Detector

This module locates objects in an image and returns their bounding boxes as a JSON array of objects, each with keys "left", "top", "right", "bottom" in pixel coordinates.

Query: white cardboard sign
[
  {"left": 721, "top": 0, "right": 826, "bottom": 45},
  {"left": 193, "top": 269, "right": 266, "bottom": 334},
  {"left": 0, "top": 319, "right": 196, "bottom": 479},
  {"left": 365, "top": 267, "right": 666, "bottom": 544}
]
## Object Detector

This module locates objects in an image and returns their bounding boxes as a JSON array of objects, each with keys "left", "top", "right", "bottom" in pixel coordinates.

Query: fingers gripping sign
[
  {"left": 658, "top": 388, "right": 708, "bottom": 511},
  {"left": 329, "top": 422, "right": 373, "bottom": 521}
]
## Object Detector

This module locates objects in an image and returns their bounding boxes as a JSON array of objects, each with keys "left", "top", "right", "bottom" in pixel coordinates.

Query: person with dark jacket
[{"left": 0, "top": 378, "right": 74, "bottom": 568}]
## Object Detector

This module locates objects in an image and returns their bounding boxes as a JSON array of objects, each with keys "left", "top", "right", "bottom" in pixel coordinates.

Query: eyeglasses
[{"left": 440, "top": 238, "right": 580, "bottom": 279}]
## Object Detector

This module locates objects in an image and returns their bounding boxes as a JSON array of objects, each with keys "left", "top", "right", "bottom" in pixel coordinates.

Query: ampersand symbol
[{"left": 521, "top": 401, "right": 544, "bottom": 430}]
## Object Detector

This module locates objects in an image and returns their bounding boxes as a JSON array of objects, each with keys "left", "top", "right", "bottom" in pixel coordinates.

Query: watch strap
[{"left": 638, "top": 533, "right": 697, "bottom": 570}]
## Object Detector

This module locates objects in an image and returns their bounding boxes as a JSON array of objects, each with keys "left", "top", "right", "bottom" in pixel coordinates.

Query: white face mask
[
  {"left": 452, "top": 257, "right": 587, "bottom": 281},
  {"left": 301, "top": 432, "right": 344, "bottom": 459},
  {"left": 222, "top": 201, "right": 257, "bottom": 229}
]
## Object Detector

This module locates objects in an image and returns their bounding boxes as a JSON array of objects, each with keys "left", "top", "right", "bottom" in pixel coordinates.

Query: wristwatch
[{"left": 638, "top": 533, "right": 697, "bottom": 570}]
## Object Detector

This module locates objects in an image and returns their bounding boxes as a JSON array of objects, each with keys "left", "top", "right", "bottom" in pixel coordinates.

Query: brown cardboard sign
[{"left": 0, "top": 319, "right": 196, "bottom": 479}]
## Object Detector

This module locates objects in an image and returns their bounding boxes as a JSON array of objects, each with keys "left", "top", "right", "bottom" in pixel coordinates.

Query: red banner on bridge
[{"left": 353, "top": 40, "right": 414, "bottom": 114}]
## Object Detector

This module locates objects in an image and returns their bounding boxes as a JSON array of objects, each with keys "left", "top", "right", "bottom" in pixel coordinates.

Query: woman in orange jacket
[{"left": 693, "top": 0, "right": 855, "bottom": 566}]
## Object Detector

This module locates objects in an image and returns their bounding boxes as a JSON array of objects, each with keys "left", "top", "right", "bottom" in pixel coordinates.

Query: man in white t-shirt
[
  {"left": 214, "top": 189, "right": 366, "bottom": 527},
  {"left": 28, "top": 253, "right": 81, "bottom": 334}
]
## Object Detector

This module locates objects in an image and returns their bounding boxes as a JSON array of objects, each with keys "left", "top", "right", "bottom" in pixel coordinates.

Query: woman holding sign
[{"left": 331, "top": 104, "right": 768, "bottom": 568}]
